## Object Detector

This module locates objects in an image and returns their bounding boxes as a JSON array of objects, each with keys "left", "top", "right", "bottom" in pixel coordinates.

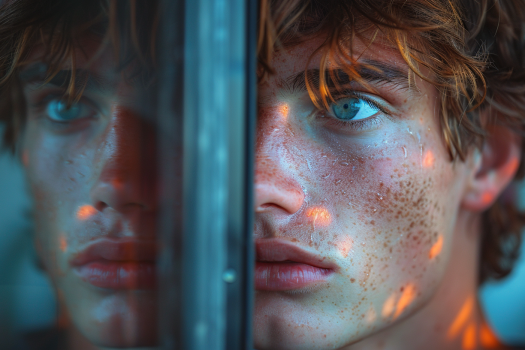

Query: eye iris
[
  {"left": 333, "top": 98, "right": 360, "bottom": 120},
  {"left": 47, "top": 100, "right": 82, "bottom": 121}
]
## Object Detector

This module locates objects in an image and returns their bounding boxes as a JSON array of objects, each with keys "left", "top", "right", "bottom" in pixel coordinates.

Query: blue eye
[
  {"left": 331, "top": 97, "right": 381, "bottom": 121},
  {"left": 46, "top": 100, "right": 93, "bottom": 122}
]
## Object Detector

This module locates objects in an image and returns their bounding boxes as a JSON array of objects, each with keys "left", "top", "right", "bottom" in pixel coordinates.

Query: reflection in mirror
[
  {"left": 1, "top": 1, "right": 163, "bottom": 349},
  {"left": 1, "top": 0, "right": 525, "bottom": 350}
]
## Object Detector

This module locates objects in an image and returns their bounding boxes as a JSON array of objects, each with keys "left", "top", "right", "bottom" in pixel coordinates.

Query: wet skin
[
  {"left": 252, "top": 35, "right": 488, "bottom": 350},
  {"left": 19, "top": 33, "right": 517, "bottom": 350},
  {"left": 21, "top": 41, "right": 159, "bottom": 348}
]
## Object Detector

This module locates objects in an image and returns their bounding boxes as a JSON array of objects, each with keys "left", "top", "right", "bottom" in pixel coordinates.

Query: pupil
[{"left": 343, "top": 103, "right": 349, "bottom": 109}]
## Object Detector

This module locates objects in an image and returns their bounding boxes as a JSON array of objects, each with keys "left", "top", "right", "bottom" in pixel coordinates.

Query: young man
[{"left": 0, "top": 0, "right": 524, "bottom": 350}]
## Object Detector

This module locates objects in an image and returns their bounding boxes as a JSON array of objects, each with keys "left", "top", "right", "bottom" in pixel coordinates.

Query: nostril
[{"left": 257, "top": 203, "right": 279, "bottom": 211}]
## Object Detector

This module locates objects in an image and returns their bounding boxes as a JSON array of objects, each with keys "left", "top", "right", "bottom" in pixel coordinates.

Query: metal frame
[{"left": 157, "top": 0, "right": 256, "bottom": 348}]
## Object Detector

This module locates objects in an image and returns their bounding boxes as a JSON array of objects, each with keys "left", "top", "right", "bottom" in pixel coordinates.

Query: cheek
[
  {"left": 305, "top": 131, "right": 458, "bottom": 296},
  {"left": 23, "top": 129, "right": 96, "bottom": 275}
]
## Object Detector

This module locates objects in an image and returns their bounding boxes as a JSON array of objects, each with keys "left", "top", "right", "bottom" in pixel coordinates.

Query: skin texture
[
  {"left": 18, "top": 30, "right": 520, "bottom": 350},
  {"left": 21, "top": 40, "right": 159, "bottom": 349},
  {"left": 252, "top": 34, "right": 519, "bottom": 350}
]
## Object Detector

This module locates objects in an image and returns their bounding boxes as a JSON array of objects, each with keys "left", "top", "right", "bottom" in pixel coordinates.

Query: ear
[{"left": 462, "top": 124, "right": 521, "bottom": 211}]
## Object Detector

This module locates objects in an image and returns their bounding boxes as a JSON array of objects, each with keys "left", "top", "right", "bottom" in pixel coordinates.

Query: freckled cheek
[{"left": 320, "top": 149, "right": 450, "bottom": 271}]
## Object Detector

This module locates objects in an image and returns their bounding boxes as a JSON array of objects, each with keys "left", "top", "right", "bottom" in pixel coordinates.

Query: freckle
[{"left": 351, "top": 278, "right": 355, "bottom": 283}]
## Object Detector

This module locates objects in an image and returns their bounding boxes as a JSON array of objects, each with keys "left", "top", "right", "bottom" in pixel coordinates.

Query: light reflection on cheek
[
  {"left": 77, "top": 204, "right": 97, "bottom": 221},
  {"left": 380, "top": 283, "right": 418, "bottom": 321},
  {"left": 428, "top": 234, "right": 444, "bottom": 260},
  {"left": 305, "top": 206, "right": 332, "bottom": 228},
  {"left": 331, "top": 235, "right": 353, "bottom": 258},
  {"left": 423, "top": 150, "right": 435, "bottom": 168}
]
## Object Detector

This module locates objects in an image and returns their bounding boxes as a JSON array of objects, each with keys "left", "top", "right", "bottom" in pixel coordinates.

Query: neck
[{"left": 345, "top": 211, "right": 504, "bottom": 350}]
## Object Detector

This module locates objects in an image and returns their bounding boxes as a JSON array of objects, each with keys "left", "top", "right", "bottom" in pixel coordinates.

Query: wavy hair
[{"left": 0, "top": 0, "right": 524, "bottom": 283}]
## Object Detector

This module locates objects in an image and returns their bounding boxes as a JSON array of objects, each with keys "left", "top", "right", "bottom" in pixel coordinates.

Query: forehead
[{"left": 270, "top": 34, "right": 407, "bottom": 74}]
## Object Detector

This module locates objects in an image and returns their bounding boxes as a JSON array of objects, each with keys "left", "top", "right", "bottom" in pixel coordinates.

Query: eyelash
[
  {"left": 29, "top": 90, "right": 98, "bottom": 121},
  {"left": 315, "top": 90, "right": 391, "bottom": 130}
]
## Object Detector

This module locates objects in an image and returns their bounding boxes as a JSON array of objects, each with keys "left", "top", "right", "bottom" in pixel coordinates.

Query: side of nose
[
  {"left": 90, "top": 106, "right": 157, "bottom": 213},
  {"left": 254, "top": 107, "right": 305, "bottom": 215}
]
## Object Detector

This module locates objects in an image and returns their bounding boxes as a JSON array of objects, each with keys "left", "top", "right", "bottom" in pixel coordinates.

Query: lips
[
  {"left": 70, "top": 239, "right": 157, "bottom": 290},
  {"left": 255, "top": 239, "right": 337, "bottom": 291}
]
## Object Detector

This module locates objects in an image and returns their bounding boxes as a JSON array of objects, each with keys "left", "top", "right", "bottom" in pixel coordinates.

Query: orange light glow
[
  {"left": 59, "top": 235, "right": 68, "bottom": 252},
  {"left": 462, "top": 323, "right": 477, "bottom": 350},
  {"left": 306, "top": 207, "right": 332, "bottom": 227},
  {"left": 447, "top": 296, "right": 474, "bottom": 339},
  {"left": 277, "top": 104, "right": 290, "bottom": 119},
  {"left": 334, "top": 236, "right": 353, "bottom": 258},
  {"left": 382, "top": 293, "right": 397, "bottom": 318},
  {"left": 502, "top": 157, "right": 519, "bottom": 178},
  {"left": 365, "top": 305, "right": 377, "bottom": 324},
  {"left": 428, "top": 235, "right": 444, "bottom": 259},
  {"left": 481, "top": 192, "right": 494, "bottom": 206},
  {"left": 480, "top": 323, "right": 500, "bottom": 348},
  {"left": 393, "top": 283, "right": 417, "bottom": 319},
  {"left": 76, "top": 205, "right": 97, "bottom": 221},
  {"left": 423, "top": 150, "right": 435, "bottom": 168}
]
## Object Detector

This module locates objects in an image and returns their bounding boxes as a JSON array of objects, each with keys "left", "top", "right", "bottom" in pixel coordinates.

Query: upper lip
[
  {"left": 69, "top": 239, "right": 158, "bottom": 266},
  {"left": 255, "top": 239, "right": 339, "bottom": 271}
]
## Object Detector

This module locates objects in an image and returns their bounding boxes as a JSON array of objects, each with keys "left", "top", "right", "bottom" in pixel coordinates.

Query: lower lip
[
  {"left": 255, "top": 262, "right": 333, "bottom": 291},
  {"left": 74, "top": 261, "right": 157, "bottom": 290}
]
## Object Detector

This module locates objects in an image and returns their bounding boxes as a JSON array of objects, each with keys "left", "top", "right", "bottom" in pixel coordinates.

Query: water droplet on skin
[
  {"left": 403, "top": 146, "right": 407, "bottom": 158},
  {"left": 64, "top": 160, "right": 73, "bottom": 165},
  {"left": 340, "top": 162, "right": 349, "bottom": 166},
  {"left": 306, "top": 159, "right": 312, "bottom": 173},
  {"left": 352, "top": 166, "right": 356, "bottom": 172},
  {"left": 335, "top": 179, "right": 342, "bottom": 185},
  {"left": 323, "top": 173, "right": 331, "bottom": 179}
]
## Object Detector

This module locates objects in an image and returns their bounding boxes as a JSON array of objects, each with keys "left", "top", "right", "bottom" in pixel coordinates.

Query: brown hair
[
  {"left": 0, "top": 0, "right": 523, "bottom": 283},
  {"left": 258, "top": 0, "right": 525, "bottom": 284},
  {"left": 0, "top": 0, "right": 157, "bottom": 152}
]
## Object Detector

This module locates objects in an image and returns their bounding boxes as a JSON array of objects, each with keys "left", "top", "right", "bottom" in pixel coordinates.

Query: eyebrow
[
  {"left": 284, "top": 60, "right": 410, "bottom": 94},
  {"left": 20, "top": 64, "right": 113, "bottom": 93}
]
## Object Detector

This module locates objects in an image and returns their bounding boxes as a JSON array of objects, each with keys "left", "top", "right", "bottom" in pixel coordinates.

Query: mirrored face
[
  {"left": 252, "top": 35, "right": 471, "bottom": 349},
  {"left": 20, "top": 39, "right": 159, "bottom": 348}
]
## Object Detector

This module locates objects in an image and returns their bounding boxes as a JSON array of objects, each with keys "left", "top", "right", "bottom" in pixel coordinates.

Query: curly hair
[{"left": 0, "top": 0, "right": 524, "bottom": 284}]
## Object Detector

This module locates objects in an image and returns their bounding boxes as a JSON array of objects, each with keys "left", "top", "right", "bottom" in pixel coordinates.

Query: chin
[{"left": 67, "top": 289, "right": 159, "bottom": 348}]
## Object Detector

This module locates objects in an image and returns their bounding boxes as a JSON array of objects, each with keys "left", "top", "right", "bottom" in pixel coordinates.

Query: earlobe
[{"left": 461, "top": 125, "right": 521, "bottom": 212}]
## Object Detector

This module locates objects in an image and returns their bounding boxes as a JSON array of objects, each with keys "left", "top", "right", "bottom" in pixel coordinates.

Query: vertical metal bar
[
  {"left": 157, "top": 0, "right": 185, "bottom": 348},
  {"left": 225, "top": 0, "right": 257, "bottom": 348},
  {"left": 183, "top": 0, "right": 255, "bottom": 349}
]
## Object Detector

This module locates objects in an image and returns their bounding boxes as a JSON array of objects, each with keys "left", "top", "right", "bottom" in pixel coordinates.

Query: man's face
[
  {"left": 252, "top": 36, "right": 471, "bottom": 349},
  {"left": 20, "top": 31, "right": 474, "bottom": 350},
  {"left": 21, "top": 40, "right": 159, "bottom": 347}
]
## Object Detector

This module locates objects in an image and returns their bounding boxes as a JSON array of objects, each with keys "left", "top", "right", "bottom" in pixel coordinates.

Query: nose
[
  {"left": 90, "top": 106, "right": 157, "bottom": 213},
  {"left": 254, "top": 107, "right": 305, "bottom": 215}
]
